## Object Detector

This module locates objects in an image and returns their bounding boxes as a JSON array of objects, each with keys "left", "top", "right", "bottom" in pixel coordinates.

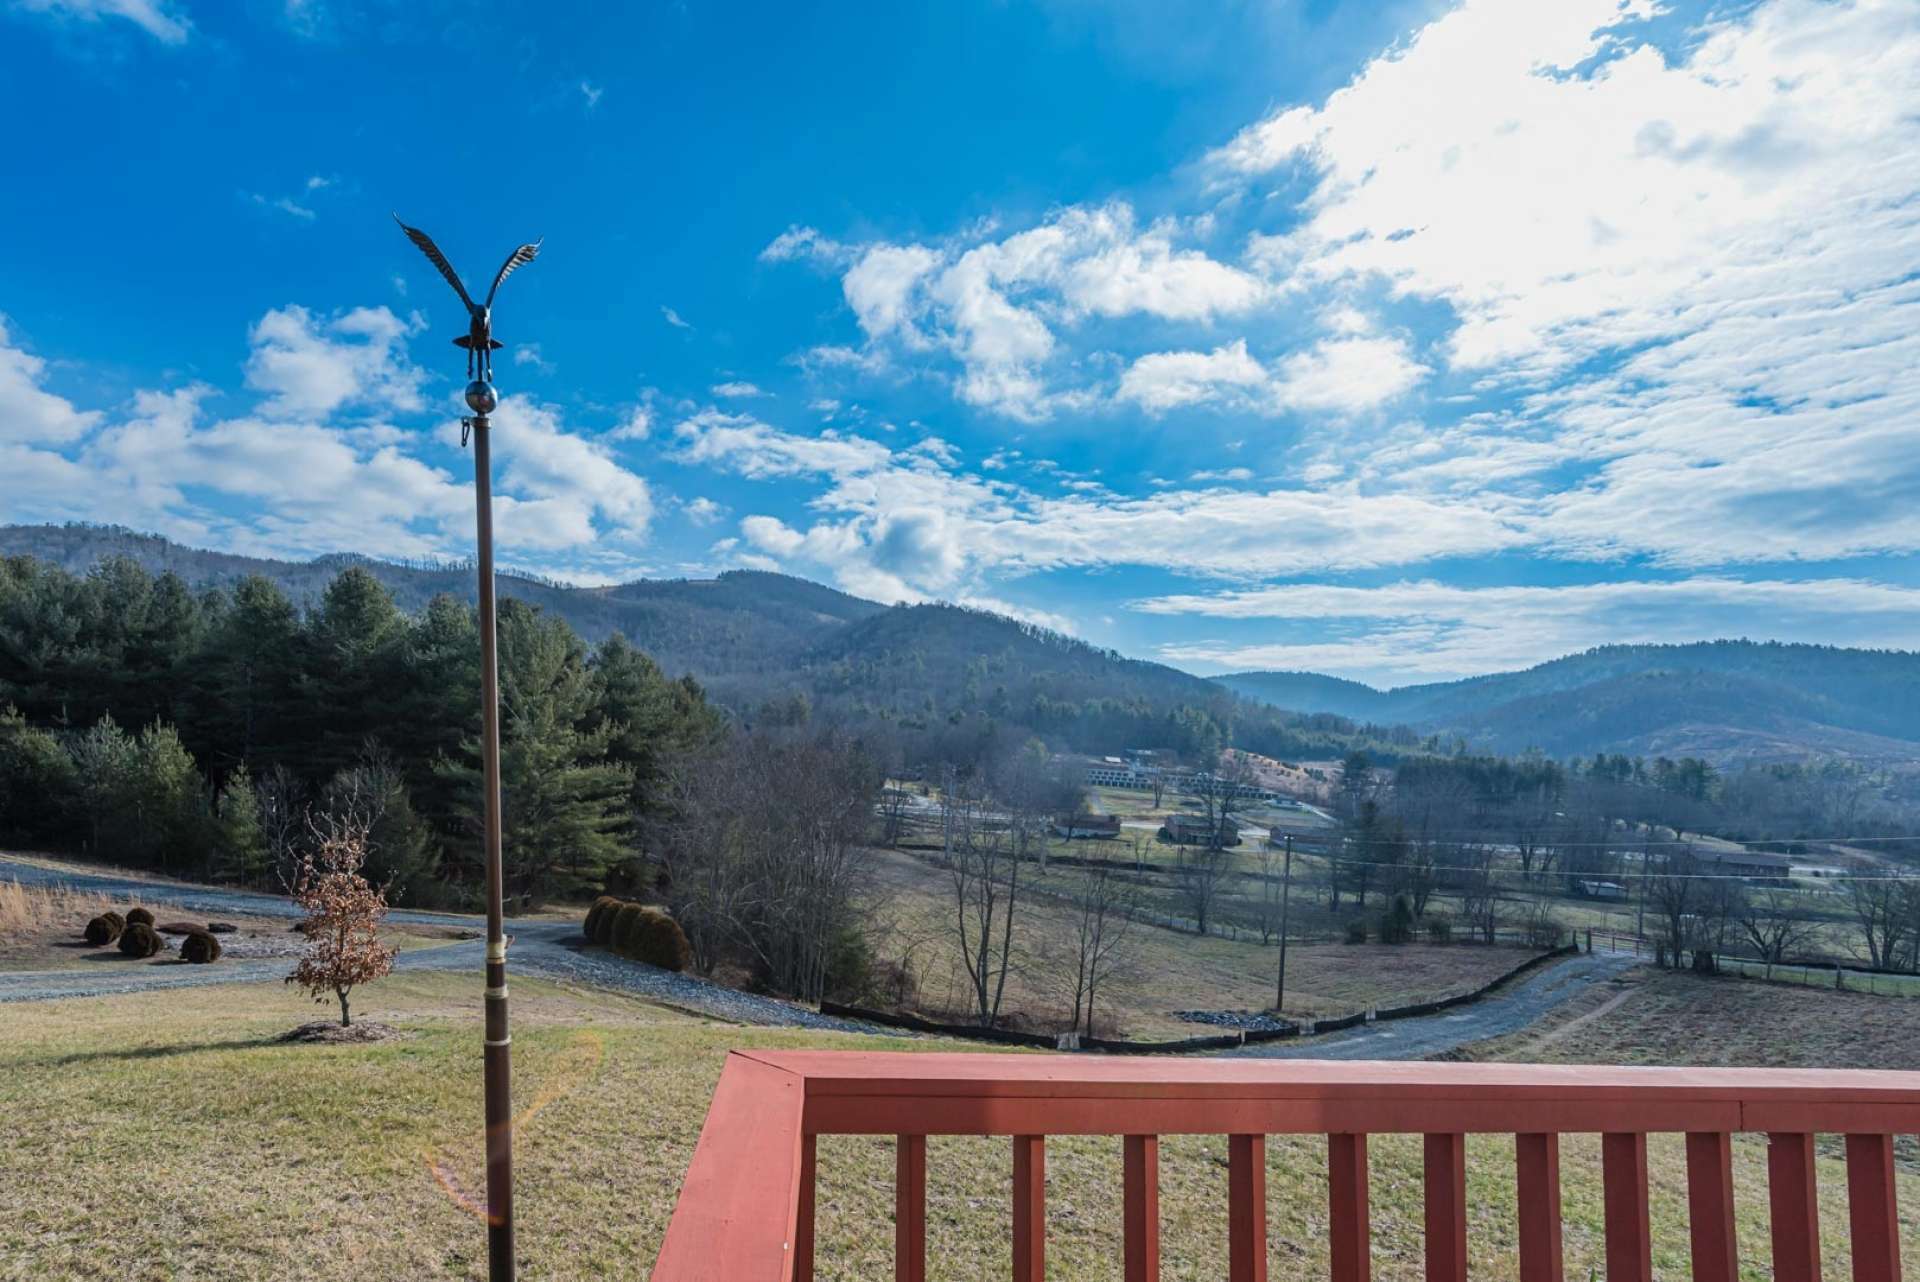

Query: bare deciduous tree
[
  {"left": 1847, "top": 877, "right": 1917, "bottom": 971},
  {"left": 1174, "top": 842, "right": 1235, "bottom": 936},
  {"left": 1063, "top": 852, "right": 1137, "bottom": 1038},
  {"left": 1733, "top": 886, "right": 1821, "bottom": 977},
  {"left": 286, "top": 825, "right": 397, "bottom": 1027},
  {"left": 650, "top": 732, "right": 878, "bottom": 1001},
  {"left": 943, "top": 766, "right": 1025, "bottom": 1027},
  {"left": 1457, "top": 845, "right": 1502, "bottom": 943}
]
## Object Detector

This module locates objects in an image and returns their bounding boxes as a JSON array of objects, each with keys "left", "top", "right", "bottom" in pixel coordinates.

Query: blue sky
[{"left": 5, "top": 0, "right": 1920, "bottom": 687}]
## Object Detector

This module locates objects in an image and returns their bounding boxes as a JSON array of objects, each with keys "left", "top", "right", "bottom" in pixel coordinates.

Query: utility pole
[
  {"left": 396, "top": 218, "right": 542, "bottom": 1282},
  {"left": 1274, "top": 833, "right": 1294, "bottom": 1011}
]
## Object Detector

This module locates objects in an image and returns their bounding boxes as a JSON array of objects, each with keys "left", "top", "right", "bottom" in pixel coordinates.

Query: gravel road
[
  {"left": 2, "top": 855, "right": 1634, "bottom": 1056},
  {"left": 1225, "top": 950, "right": 1638, "bottom": 1060},
  {"left": 0, "top": 856, "right": 863, "bottom": 1030}
]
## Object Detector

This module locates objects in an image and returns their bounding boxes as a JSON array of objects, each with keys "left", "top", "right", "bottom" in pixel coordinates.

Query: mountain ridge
[{"left": 11, "top": 524, "right": 1917, "bottom": 765}]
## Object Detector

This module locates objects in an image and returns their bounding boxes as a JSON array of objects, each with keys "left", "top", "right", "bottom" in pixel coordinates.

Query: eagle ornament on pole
[{"left": 395, "top": 215, "right": 540, "bottom": 1282}]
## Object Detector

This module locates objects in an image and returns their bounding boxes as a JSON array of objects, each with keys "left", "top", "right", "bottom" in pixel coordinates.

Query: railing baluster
[
  {"left": 1685, "top": 1131, "right": 1739, "bottom": 1282},
  {"left": 1601, "top": 1132, "right": 1653, "bottom": 1282},
  {"left": 1766, "top": 1132, "right": 1820, "bottom": 1282},
  {"left": 1229, "top": 1133, "right": 1268, "bottom": 1282},
  {"left": 1423, "top": 1133, "right": 1467, "bottom": 1282},
  {"left": 1516, "top": 1133, "right": 1565, "bottom": 1282},
  {"left": 1845, "top": 1133, "right": 1902, "bottom": 1282},
  {"left": 1124, "top": 1134, "right": 1160, "bottom": 1282},
  {"left": 1013, "top": 1134, "right": 1045, "bottom": 1282},
  {"left": 1329, "top": 1133, "right": 1371, "bottom": 1282},
  {"left": 896, "top": 1134, "right": 926, "bottom": 1282},
  {"left": 796, "top": 1132, "right": 816, "bottom": 1282}
]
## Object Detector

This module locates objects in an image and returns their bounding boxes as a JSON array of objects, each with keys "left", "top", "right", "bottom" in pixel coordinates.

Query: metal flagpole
[
  {"left": 471, "top": 397, "right": 515, "bottom": 1281},
  {"left": 393, "top": 217, "right": 542, "bottom": 1282}
]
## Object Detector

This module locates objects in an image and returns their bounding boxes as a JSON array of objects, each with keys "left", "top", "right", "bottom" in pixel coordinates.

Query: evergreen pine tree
[{"left": 212, "top": 764, "right": 268, "bottom": 884}]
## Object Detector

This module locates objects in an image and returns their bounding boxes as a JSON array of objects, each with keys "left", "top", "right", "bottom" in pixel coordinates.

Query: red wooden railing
[{"left": 651, "top": 1051, "right": 1920, "bottom": 1281}]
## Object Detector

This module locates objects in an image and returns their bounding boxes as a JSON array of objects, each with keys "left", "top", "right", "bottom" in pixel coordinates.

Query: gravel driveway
[
  {"left": 2, "top": 855, "right": 1633, "bottom": 1055},
  {"left": 0, "top": 856, "right": 863, "bottom": 1030},
  {"left": 1224, "top": 950, "right": 1638, "bottom": 1060}
]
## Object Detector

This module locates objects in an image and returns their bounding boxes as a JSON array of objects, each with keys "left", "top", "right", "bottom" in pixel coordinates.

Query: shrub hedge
[
  {"left": 586, "top": 898, "right": 691, "bottom": 972},
  {"left": 118, "top": 921, "right": 163, "bottom": 958},
  {"left": 582, "top": 896, "right": 619, "bottom": 942},
  {"left": 125, "top": 907, "right": 156, "bottom": 927},
  {"left": 180, "top": 930, "right": 222, "bottom": 964},
  {"left": 82, "top": 914, "right": 123, "bottom": 946},
  {"left": 617, "top": 906, "right": 691, "bottom": 972}
]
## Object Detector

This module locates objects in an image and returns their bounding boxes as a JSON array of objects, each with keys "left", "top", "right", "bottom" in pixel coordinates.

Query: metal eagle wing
[
  {"left": 393, "top": 215, "right": 476, "bottom": 312},
  {"left": 485, "top": 240, "right": 543, "bottom": 308}
]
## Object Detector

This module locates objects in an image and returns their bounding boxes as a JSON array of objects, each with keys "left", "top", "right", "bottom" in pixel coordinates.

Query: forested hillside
[
  {"left": 1218, "top": 641, "right": 1920, "bottom": 764},
  {"left": 0, "top": 525, "right": 1398, "bottom": 768},
  {"left": 0, "top": 552, "right": 721, "bottom": 907}
]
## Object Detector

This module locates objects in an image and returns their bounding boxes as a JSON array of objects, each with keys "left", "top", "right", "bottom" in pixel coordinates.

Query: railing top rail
[{"left": 743, "top": 1049, "right": 1920, "bottom": 1105}]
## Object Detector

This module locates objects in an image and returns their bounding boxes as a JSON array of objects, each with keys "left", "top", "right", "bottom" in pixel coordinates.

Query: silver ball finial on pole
[{"left": 466, "top": 380, "right": 501, "bottom": 417}]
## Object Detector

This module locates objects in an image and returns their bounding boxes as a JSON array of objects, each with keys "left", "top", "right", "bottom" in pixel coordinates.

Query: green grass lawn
[{"left": 7, "top": 967, "right": 1918, "bottom": 1279}]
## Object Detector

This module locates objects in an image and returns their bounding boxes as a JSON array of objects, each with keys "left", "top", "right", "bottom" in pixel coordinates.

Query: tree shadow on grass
[{"left": 37, "top": 1035, "right": 287, "bottom": 1067}]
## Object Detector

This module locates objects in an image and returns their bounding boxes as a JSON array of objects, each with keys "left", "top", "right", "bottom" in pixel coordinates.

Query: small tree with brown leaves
[{"left": 287, "top": 831, "right": 397, "bottom": 1026}]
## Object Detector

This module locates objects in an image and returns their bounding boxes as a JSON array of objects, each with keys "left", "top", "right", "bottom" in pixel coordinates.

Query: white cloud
[
  {"left": 689, "top": 409, "right": 1523, "bottom": 600},
  {"left": 760, "top": 225, "right": 849, "bottom": 265},
  {"left": 710, "top": 380, "right": 767, "bottom": 399},
  {"left": 0, "top": 317, "right": 102, "bottom": 444},
  {"left": 244, "top": 305, "right": 426, "bottom": 419},
  {"left": 606, "top": 404, "right": 652, "bottom": 441},
  {"left": 1271, "top": 336, "right": 1427, "bottom": 414},
  {"left": 17, "top": 0, "right": 189, "bottom": 43},
  {"left": 5, "top": 303, "right": 653, "bottom": 575},
  {"left": 843, "top": 244, "right": 942, "bottom": 343},
  {"left": 776, "top": 203, "right": 1270, "bottom": 419},
  {"left": 580, "top": 80, "right": 603, "bottom": 110},
  {"left": 1141, "top": 576, "right": 1920, "bottom": 681},
  {"left": 514, "top": 343, "right": 554, "bottom": 375},
  {"left": 660, "top": 306, "right": 691, "bottom": 330},
  {"left": 683, "top": 496, "right": 724, "bottom": 526},
  {"left": 484, "top": 396, "right": 653, "bottom": 549},
  {"left": 672, "top": 410, "right": 892, "bottom": 479},
  {"left": 249, "top": 192, "right": 316, "bottom": 222},
  {"left": 1117, "top": 340, "right": 1267, "bottom": 413},
  {"left": 1190, "top": 467, "right": 1254, "bottom": 484}
]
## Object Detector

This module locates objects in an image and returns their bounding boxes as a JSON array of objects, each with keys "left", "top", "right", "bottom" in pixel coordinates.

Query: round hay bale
[
  {"left": 82, "top": 914, "right": 123, "bottom": 946},
  {"left": 125, "top": 907, "right": 156, "bottom": 928},
  {"left": 180, "top": 930, "right": 222, "bottom": 964},
  {"left": 118, "top": 921, "right": 163, "bottom": 958}
]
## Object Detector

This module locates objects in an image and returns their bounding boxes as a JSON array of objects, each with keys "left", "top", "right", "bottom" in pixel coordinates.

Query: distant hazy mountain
[{"left": 1217, "top": 642, "right": 1920, "bottom": 764}]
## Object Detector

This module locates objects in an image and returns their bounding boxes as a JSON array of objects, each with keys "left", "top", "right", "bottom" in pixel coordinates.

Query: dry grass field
[
  {"left": 6, "top": 967, "right": 1919, "bottom": 1280},
  {"left": 861, "top": 846, "right": 1539, "bottom": 1035},
  {"left": 1468, "top": 965, "right": 1920, "bottom": 1072}
]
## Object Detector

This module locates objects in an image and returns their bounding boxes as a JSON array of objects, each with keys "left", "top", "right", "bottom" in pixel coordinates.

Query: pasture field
[
  {"left": 5, "top": 967, "right": 1919, "bottom": 1279},
  {"left": 862, "top": 845, "right": 1541, "bottom": 1035}
]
